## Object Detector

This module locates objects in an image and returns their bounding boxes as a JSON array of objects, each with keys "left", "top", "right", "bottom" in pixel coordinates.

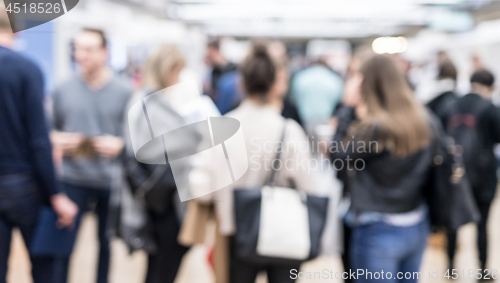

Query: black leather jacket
[
  {"left": 427, "top": 91, "right": 457, "bottom": 128},
  {"left": 331, "top": 105, "right": 434, "bottom": 214}
]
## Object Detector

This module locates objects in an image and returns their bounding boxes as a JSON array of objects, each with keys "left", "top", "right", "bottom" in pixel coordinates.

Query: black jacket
[
  {"left": 452, "top": 93, "right": 500, "bottom": 201},
  {"left": 331, "top": 105, "right": 434, "bottom": 214},
  {"left": 427, "top": 91, "right": 457, "bottom": 129},
  {"left": 281, "top": 98, "right": 304, "bottom": 129}
]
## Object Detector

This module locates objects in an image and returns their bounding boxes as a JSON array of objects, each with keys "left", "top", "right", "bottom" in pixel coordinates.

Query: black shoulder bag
[
  {"left": 233, "top": 120, "right": 329, "bottom": 265},
  {"left": 426, "top": 120, "right": 480, "bottom": 231}
]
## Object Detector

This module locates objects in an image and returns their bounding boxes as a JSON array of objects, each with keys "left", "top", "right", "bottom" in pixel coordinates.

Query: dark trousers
[
  {"left": 229, "top": 237, "right": 300, "bottom": 283},
  {"left": 447, "top": 199, "right": 492, "bottom": 269},
  {"left": 55, "top": 182, "right": 111, "bottom": 283},
  {"left": 342, "top": 223, "right": 352, "bottom": 283},
  {"left": 0, "top": 172, "right": 55, "bottom": 283},
  {"left": 145, "top": 205, "right": 189, "bottom": 283}
]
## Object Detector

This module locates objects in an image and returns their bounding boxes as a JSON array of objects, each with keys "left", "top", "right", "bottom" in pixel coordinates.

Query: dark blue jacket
[{"left": 0, "top": 46, "right": 60, "bottom": 197}]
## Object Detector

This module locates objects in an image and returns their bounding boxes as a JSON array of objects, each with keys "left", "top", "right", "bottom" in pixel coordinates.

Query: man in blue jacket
[{"left": 0, "top": 10, "right": 78, "bottom": 283}]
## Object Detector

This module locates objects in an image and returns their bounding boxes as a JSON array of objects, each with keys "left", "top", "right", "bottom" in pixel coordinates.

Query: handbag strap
[{"left": 265, "top": 120, "right": 288, "bottom": 187}]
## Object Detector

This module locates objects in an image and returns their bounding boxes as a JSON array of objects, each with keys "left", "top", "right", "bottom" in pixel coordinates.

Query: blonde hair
[{"left": 144, "top": 44, "right": 185, "bottom": 90}]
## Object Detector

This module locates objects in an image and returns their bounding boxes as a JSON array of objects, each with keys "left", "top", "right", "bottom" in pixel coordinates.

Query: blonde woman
[{"left": 124, "top": 44, "right": 189, "bottom": 283}]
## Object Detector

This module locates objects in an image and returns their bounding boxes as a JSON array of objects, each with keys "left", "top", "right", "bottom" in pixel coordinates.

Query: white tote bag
[{"left": 256, "top": 186, "right": 311, "bottom": 260}]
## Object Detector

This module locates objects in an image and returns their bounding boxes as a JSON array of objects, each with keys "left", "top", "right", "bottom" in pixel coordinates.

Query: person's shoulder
[
  {"left": 106, "top": 75, "right": 132, "bottom": 105},
  {"left": 0, "top": 48, "right": 42, "bottom": 77},
  {"left": 314, "top": 65, "right": 342, "bottom": 82},
  {"left": 461, "top": 93, "right": 493, "bottom": 111},
  {"left": 292, "top": 67, "right": 309, "bottom": 79},
  {"left": 15, "top": 53, "right": 39, "bottom": 70},
  {"left": 225, "top": 62, "right": 238, "bottom": 72},
  {"left": 200, "top": 95, "right": 221, "bottom": 116},
  {"left": 285, "top": 118, "right": 306, "bottom": 138},
  {"left": 53, "top": 75, "right": 79, "bottom": 93},
  {"left": 459, "top": 92, "right": 482, "bottom": 102},
  {"left": 110, "top": 75, "right": 133, "bottom": 95},
  {"left": 483, "top": 99, "right": 499, "bottom": 116},
  {"left": 224, "top": 106, "right": 241, "bottom": 118},
  {"left": 0, "top": 47, "right": 27, "bottom": 64},
  {"left": 424, "top": 107, "right": 443, "bottom": 131}
]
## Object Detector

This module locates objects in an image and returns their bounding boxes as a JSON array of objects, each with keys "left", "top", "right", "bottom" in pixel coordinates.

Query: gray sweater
[{"left": 52, "top": 75, "right": 131, "bottom": 188}]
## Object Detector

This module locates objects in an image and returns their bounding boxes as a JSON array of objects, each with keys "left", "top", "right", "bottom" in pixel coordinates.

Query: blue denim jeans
[
  {"left": 0, "top": 172, "right": 55, "bottom": 283},
  {"left": 54, "top": 182, "right": 111, "bottom": 283},
  {"left": 350, "top": 218, "right": 430, "bottom": 283}
]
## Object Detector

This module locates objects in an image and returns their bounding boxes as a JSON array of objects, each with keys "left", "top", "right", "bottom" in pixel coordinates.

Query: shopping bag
[{"left": 29, "top": 206, "right": 80, "bottom": 256}]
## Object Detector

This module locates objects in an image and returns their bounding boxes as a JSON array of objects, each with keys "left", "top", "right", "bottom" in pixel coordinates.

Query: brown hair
[
  {"left": 207, "top": 38, "right": 220, "bottom": 50},
  {"left": 81, "top": 28, "right": 107, "bottom": 48},
  {"left": 240, "top": 43, "right": 276, "bottom": 98},
  {"left": 438, "top": 60, "right": 457, "bottom": 81},
  {"left": 144, "top": 44, "right": 185, "bottom": 90},
  {"left": 355, "top": 55, "right": 430, "bottom": 157},
  {"left": 471, "top": 69, "right": 495, "bottom": 87}
]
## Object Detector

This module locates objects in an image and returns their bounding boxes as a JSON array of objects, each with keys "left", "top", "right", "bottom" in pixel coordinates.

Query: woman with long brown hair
[{"left": 330, "top": 54, "right": 433, "bottom": 282}]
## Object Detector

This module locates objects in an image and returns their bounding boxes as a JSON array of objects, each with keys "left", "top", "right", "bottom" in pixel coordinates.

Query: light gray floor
[{"left": 7, "top": 192, "right": 500, "bottom": 283}]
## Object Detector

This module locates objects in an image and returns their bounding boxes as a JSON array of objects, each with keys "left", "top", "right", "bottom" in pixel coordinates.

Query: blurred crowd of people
[{"left": 2, "top": 6, "right": 500, "bottom": 283}]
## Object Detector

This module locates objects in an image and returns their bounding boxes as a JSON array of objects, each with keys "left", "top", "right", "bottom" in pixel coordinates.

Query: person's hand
[
  {"left": 92, "top": 135, "right": 124, "bottom": 158},
  {"left": 328, "top": 117, "right": 339, "bottom": 130},
  {"left": 342, "top": 73, "right": 364, "bottom": 107},
  {"left": 51, "top": 131, "right": 84, "bottom": 156},
  {"left": 355, "top": 102, "right": 368, "bottom": 119},
  {"left": 50, "top": 193, "right": 78, "bottom": 229}
]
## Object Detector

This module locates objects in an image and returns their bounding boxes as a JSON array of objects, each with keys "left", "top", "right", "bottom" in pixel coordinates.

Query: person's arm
[
  {"left": 329, "top": 73, "right": 379, "bottom": 162},
  {"left": 331, "top": 104, "right": 356, "bottom": 143},
  {"left": 24, "top": 66, "right": 77, "bottom": 227},
  {"left": 329, "top": 104, "right": 379, "bottom": 161},
  {"left": 23, "top": 66, "right": 60, "bottom": 197},
  {"left": 282, "top": 98, "right": 304, "bottom": 128},
  {"left": 51, "top": 88, "right": 84, "bottom": 158},
  {"left": 487, "top": 104, "right": 500, "bottom": 143}
]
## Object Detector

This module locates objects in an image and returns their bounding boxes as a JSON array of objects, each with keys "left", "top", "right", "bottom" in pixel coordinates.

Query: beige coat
[
  {"left": 181, "top": 100, "right": 316, "bottom": 283},
  {"left": 193, "top": 99, "right": 316, "bottom": 235}
]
